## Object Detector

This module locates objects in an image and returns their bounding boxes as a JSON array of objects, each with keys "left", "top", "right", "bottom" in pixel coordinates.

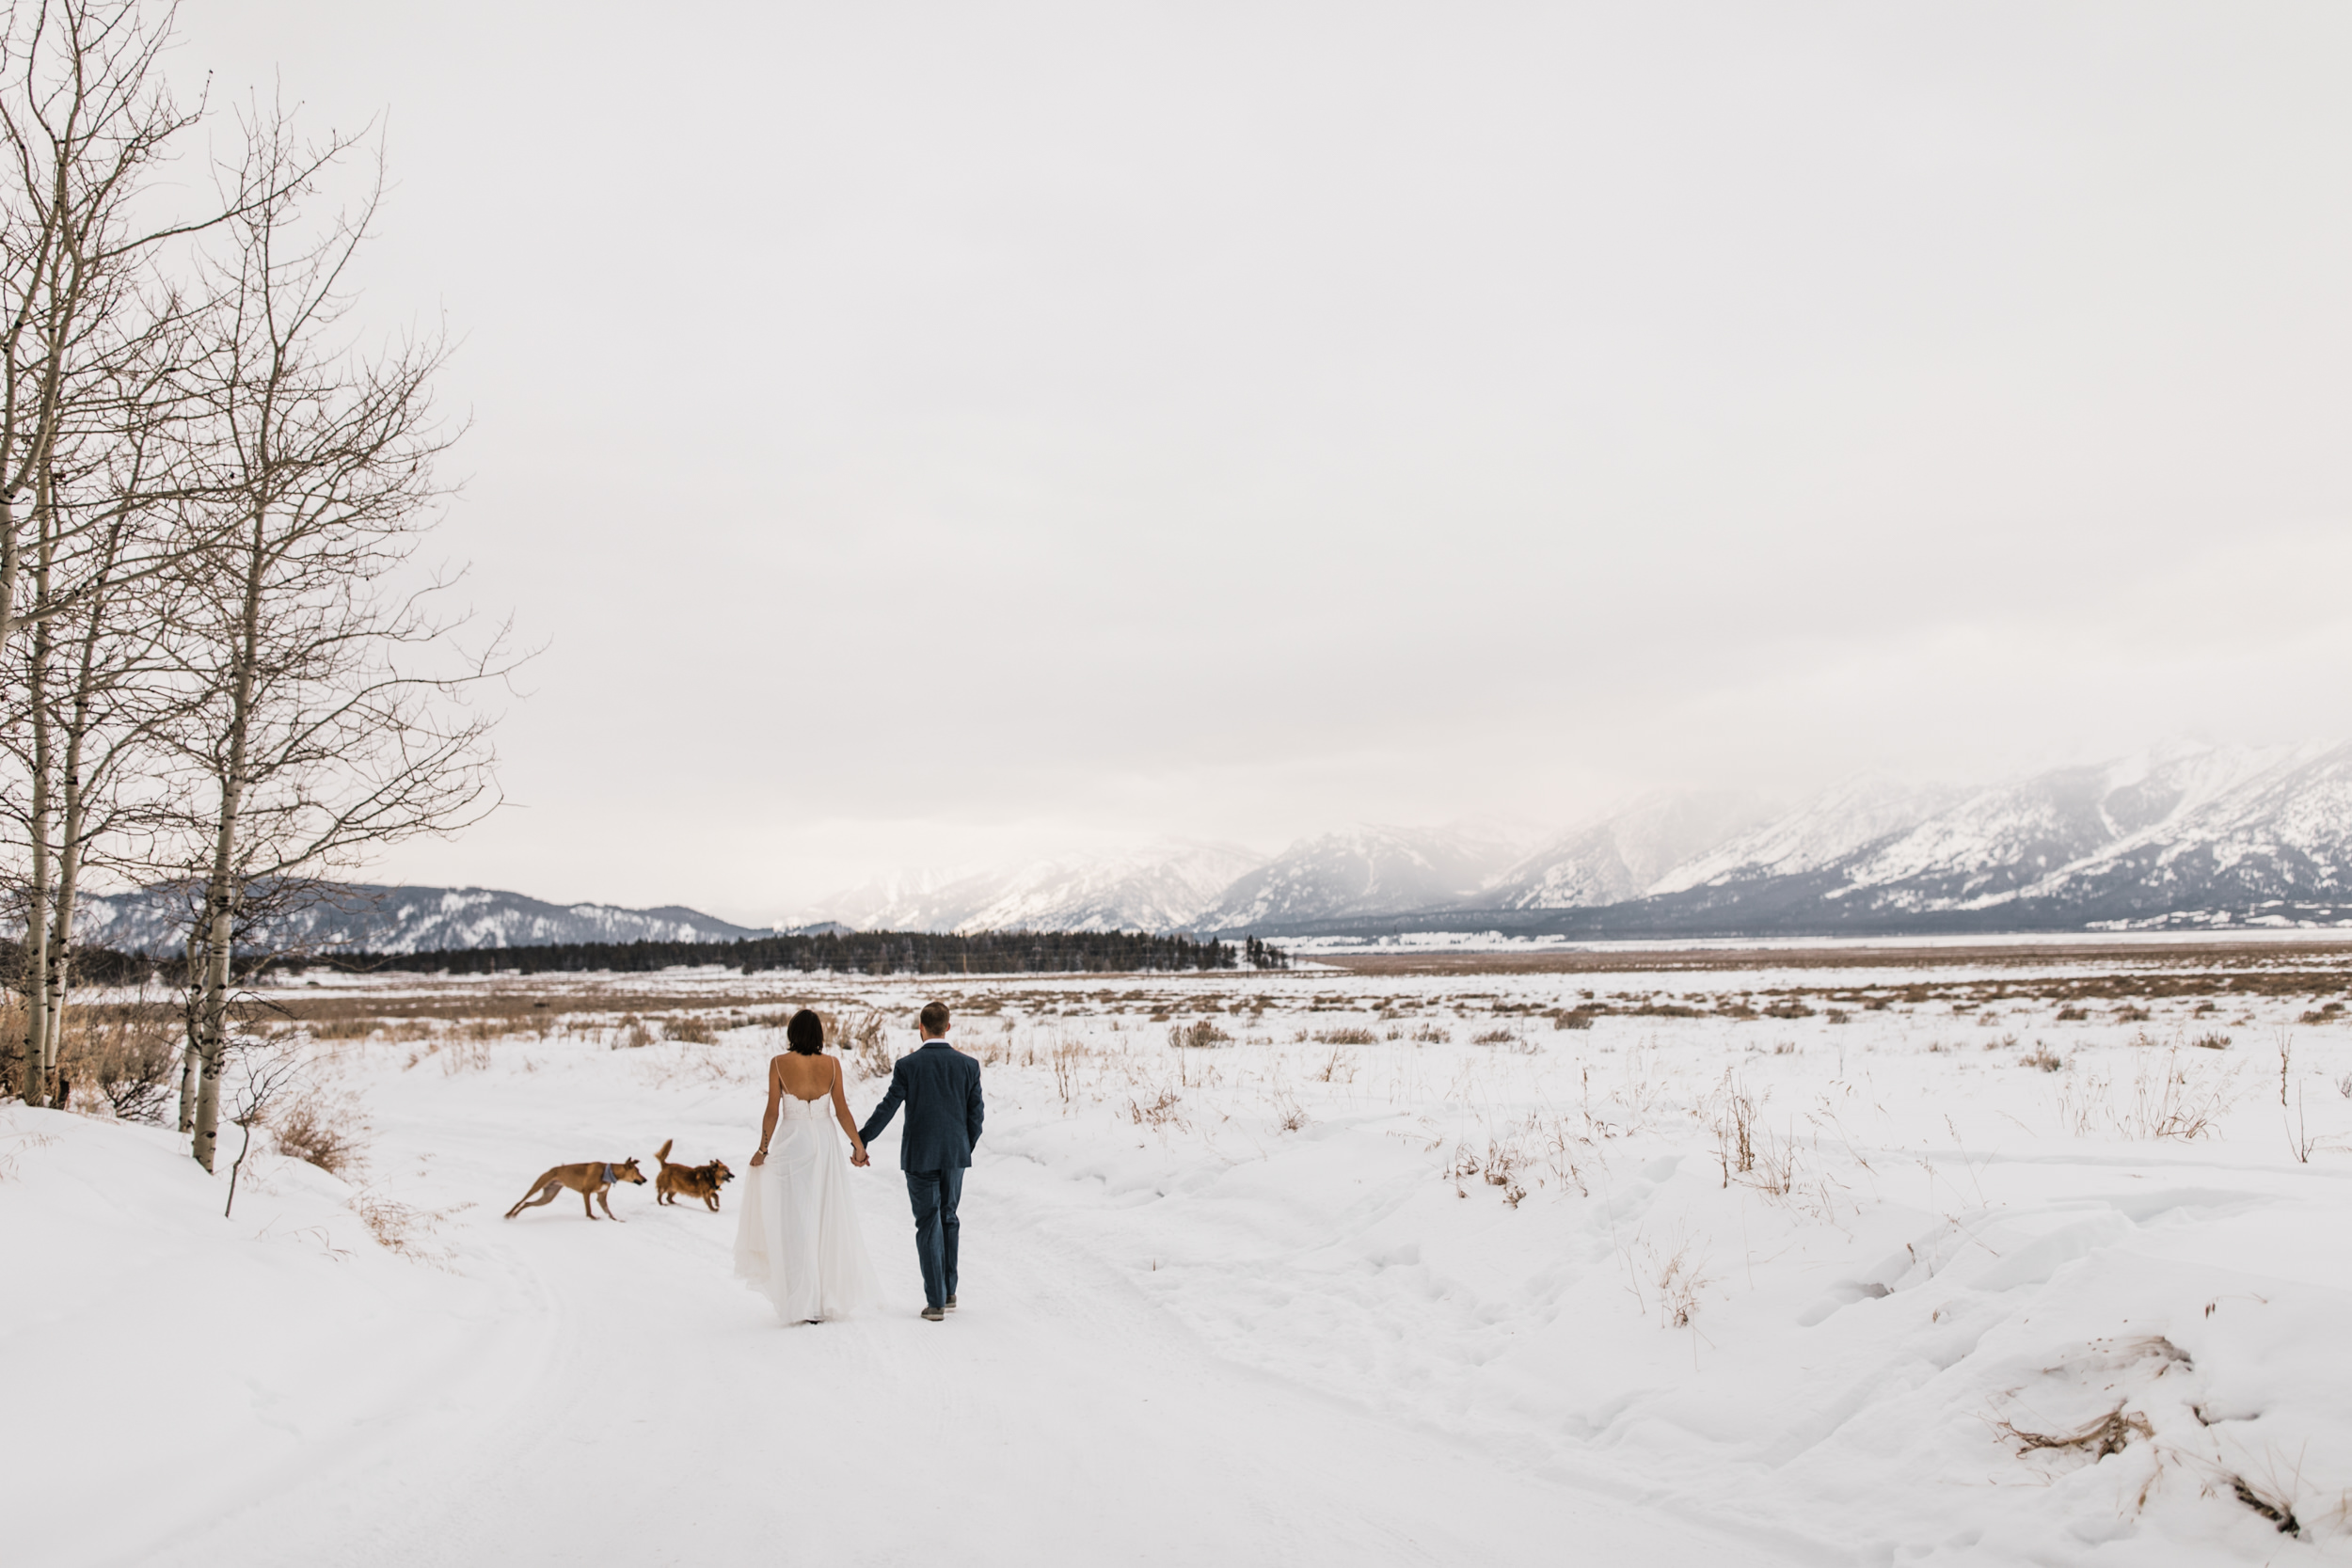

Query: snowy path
[
  {"left": 31, "top": 961, "right": 2352, "bottom": 1565},
  {"left": 124, "top": 1122, "right": 1784, "bottom": 1568}
]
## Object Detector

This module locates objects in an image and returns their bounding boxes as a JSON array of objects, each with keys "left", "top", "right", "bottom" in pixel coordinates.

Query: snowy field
[{"left": 13, "top": 941, "right": 2352, "bottom": 1566}]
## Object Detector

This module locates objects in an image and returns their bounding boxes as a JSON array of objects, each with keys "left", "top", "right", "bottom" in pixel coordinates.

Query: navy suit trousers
[{"left": 906, "top": 1167, "right": 963, "bottom": 1309}]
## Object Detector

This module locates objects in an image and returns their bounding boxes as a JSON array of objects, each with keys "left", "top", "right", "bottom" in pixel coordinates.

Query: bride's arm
[
  {"left": 752, "top": 1057, "right": 782, "bottom": 1165},
  {"left": 830, "top": 1056, "right": 868, "bottom": 1164}
]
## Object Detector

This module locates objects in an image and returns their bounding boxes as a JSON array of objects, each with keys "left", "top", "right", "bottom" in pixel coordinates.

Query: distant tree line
[{"left": 339, "top": 928, "right": 1288, "bottom": 977}]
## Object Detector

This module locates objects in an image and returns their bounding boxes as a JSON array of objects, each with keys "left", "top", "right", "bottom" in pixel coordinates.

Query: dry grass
[
  {"left": 2230, "top": 1476, "right": 2302, "bottom": 1537},
  {"left": 1169, "top": 1020, "right": 1232, "bottom": 1049},
  {"left": 1996, "top": 1405, "right": 2153, "bottom": 1461},
  {"left": 830, "top": 1009, "right": 895, "bottom": 1080},
  {"left": 1714, "top": 1074, "right": 1757, "bottom": 1183},
  {"left": 0, "top": 1117, "right": 59, "bottom": 1180},
  {"left": 440, "top": 1037, "right": 495, "bottom": 1074},
  {"left": 350, "top": 1189, "right": 468, "bottom": 1268},
  {"left": 1311, "top": 1026, "right": 1377, "bottom": 1045},
  {"left": 1126, "top": 1088, "right": 1184, "bottom": 1131}
]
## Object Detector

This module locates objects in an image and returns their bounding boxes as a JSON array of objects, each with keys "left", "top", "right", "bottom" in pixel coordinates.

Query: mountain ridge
[
  {"left": 75, "top": 883, "right": 771, "bottom": 956},
  {"left": 64, "top": 742, "right": 2352, "bottom": 952}
]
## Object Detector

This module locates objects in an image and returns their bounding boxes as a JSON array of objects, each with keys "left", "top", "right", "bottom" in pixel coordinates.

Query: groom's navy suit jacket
[{"left": 859, "top": 1040, "right": 984, "bottom": 1171}]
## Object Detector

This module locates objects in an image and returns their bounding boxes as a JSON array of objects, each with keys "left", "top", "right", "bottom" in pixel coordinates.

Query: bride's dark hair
[{"left": 786, "top": 1009, "right": 825, "bottom": 1055}]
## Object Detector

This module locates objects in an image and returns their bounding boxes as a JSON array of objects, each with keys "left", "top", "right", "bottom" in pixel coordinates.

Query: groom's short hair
[{"left": 918, "top": 1001, "right": 950, "bottom": 1037}]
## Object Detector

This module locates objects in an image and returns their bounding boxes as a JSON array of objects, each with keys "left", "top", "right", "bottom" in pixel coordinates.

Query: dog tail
[{"left": 655, "top": 1138, "right": 673, "bottom": 1166}]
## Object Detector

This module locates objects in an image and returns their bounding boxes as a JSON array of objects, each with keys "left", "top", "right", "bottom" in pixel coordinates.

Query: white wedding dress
[{"left": 732, "top": 1093, "right": 884, "bottom": 1323}]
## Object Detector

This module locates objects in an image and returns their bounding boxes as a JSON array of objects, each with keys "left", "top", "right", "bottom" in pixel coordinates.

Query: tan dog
[
  {"left": 503, "top": 1158, "right": 646, "bottom": 1221},
  {"left": 652, "top": 1138, "right": 735, "bottom": 1212}
]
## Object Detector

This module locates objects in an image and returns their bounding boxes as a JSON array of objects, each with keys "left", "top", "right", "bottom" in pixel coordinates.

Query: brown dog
[
  {"left": 503, "top": 1158, "right": 646, "bottom": 1221},
  {"left": 652, "top": 1138, "right": 735, "bottom": 1212}
]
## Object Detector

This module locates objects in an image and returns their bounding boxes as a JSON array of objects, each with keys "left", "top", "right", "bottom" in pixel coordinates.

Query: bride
[{"left": 733, "top": 1009, "right": 883, "bottom": 1323}]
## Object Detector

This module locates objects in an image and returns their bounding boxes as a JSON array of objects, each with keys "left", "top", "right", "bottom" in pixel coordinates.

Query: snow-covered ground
[{"left": 13, "top": 949, "right": 2352, "bottom": 1565}]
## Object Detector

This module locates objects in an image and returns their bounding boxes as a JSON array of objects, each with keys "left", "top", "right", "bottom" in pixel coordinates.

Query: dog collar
[{"left": 600, "top": 1163, "right": 617, "bottom": 1186}]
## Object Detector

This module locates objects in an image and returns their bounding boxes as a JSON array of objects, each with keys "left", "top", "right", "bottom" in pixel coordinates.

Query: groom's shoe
[
  {"left": 922, "top": 1306, "right": 945, "bottom": 1322},
  {"left": 946, "top": 1294, "right": 957, "bottom": 1310}
]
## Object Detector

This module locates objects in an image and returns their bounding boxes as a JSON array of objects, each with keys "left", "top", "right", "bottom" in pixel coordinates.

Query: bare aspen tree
[
  {"left": 0, "top": 2, "right": 325, "bottom": 1105},
  {"left": 178, "top": 112, "right": 505, "bottom": 1171},
  {"left": 0, "top": 1, "right": 189, "bottom": 658},
  {"left": 2, "top": 370, "right": 203, "bottom": 1101}
]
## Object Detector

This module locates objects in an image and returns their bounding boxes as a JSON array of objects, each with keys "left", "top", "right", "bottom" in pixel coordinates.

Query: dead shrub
[
  {"left": 273, "top": 1089, "right": 369, "bottom": 1176},
  {"left": 2023, "top": 1042, "right": 2065, "bottom": 1072},
  {"left": 1469, "top": 1027, "right": 1518, "bottom": 1046},
  {"left": 1169, "top": 1020, "right": 1232, "bottom": 1049},
  {"left": 1552, "top": 1010, "right": 1594, "bottom": 1031},
  {"left": 1311, "top": 1026, "right": 1376, "bottom": 1045},
  {"left": 2190, "top": 1032, "right": 2231, "bottom": 1051},
  {"left": 1411, "top": 1022, "right": 1452, "bottom": 1043},
  {"left": 57, "top": 1002, "right": 182, "bottom": 1123},
  {"left": 2056, "top": 1006, "right": 2088, "bottom": 1022},
  {"left": 664, "top": 1015, "right": 718, "bottom": 1044}
]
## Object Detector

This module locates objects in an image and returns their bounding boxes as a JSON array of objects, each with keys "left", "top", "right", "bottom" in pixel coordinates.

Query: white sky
[{"left": 183, "top": 2, "right": 2352, "bottom": 924}]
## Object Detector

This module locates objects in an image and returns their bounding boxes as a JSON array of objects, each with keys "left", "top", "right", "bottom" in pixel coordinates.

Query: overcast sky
[{"left": 183, "top": 1, "right": 2352, "bottom": 924}]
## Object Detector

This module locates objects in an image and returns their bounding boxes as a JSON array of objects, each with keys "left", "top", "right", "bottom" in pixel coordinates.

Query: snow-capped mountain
[
  {"left": 955, "top": 841, "right": 1266, "bottom": 933},
  {"left": 1266, "top": 743, "right": 2352, "bottom": 937},
  {"left": 813, "top": 840, "right": 1268, "bottom": 934},
  {"left": 1482, "top": 792, "right": 1779, "bottom": 910},
  {"left": 814, "top": 867, "right": 1009, "bottom": 935},
  {"left": 1191, "top": 822, "right": 1531, "bottom": 934},
  {"left": 1645, "top": 774, "right": 1966, "bottom": 895},
  {"left": 73, "top": 743, "right": 2352, "bottom": 954},
  {"left": 1815, "top": 742, "right": 2352, "bottom": 926},
  {"left": 76, "top": 884, "right": 768, "bottom": 955}
]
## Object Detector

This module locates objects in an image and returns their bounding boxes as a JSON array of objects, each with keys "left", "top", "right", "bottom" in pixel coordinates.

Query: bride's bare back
[
  {"left": 775, "top": 1052, "right": 837, "bottom": 1103},
  {"left": 754, "top": 1050, "right": 868, "bottom": 1166}
]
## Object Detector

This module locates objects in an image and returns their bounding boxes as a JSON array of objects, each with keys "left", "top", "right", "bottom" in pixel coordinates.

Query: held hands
[{"left": 851, "top": 1145, "right": 870, "bottom": 1167}]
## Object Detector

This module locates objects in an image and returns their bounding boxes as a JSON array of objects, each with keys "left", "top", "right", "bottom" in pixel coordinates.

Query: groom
[{"left": 857, "top": 1001, "right": 985, "bottom": 1323}]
